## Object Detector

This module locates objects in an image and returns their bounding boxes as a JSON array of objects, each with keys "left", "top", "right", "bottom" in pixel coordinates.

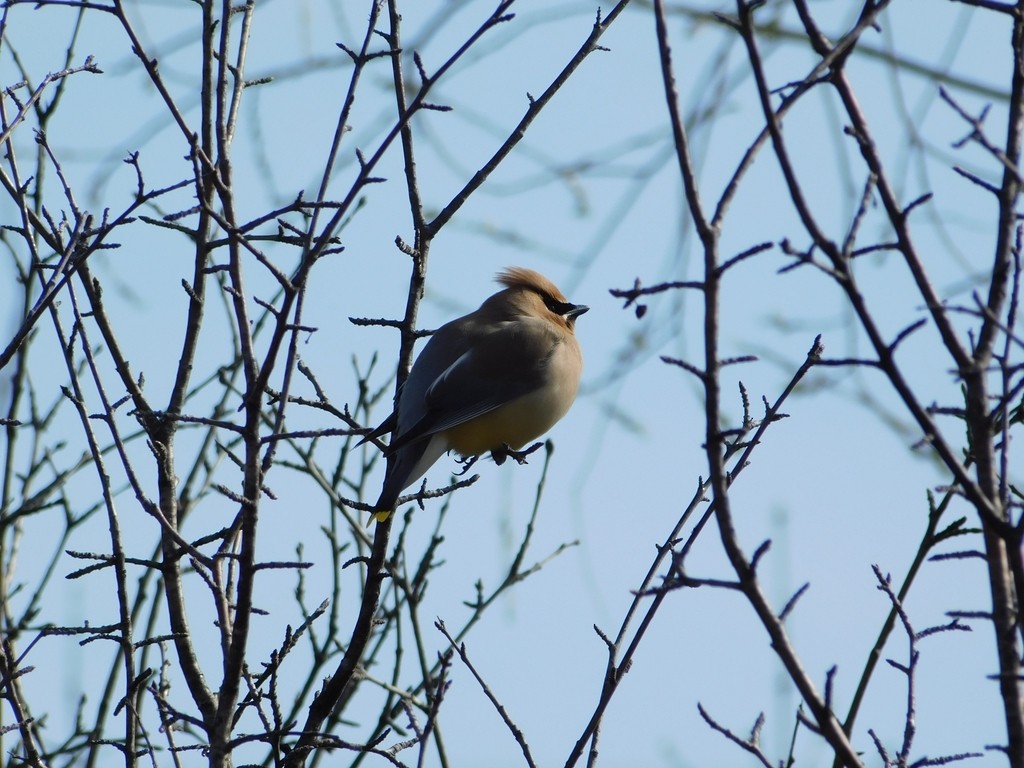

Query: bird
[{"left": 363, "top": 267, "right": 588, "bottom": 522}]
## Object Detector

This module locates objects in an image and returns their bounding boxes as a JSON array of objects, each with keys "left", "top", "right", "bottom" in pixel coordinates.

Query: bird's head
[{"left": 490, "top": 266, "right": 589, "bottom": 331}]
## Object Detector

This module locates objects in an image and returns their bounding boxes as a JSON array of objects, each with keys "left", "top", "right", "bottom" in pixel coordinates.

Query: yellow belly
[{"left": 443, "top": 388, "right": 573, "bottom": 456}]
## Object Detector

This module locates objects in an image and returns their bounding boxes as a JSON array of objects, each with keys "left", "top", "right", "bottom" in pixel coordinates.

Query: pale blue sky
[{"left": 1, "top": 1, "right": 1013, "bottom": 766}]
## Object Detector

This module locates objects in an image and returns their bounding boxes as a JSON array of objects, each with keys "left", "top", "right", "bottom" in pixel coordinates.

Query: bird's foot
[
  {"left": 491, "top": 441, "right": 543, "bottom": 466},
  {"left": 454, "top": 454, "right": 480, "bottom": 476}
]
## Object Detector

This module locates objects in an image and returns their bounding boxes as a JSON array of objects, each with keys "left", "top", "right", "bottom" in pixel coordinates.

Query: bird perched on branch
[{"left": 364, "top": 267, "right": 588, "bottom": 522}]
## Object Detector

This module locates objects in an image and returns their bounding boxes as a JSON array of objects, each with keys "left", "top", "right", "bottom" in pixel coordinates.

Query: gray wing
[{"left": 387, "top": 318, "right": 560, "bottom": 454}]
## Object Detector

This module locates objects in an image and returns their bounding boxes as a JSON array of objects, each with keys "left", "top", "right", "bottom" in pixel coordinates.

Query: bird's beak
[{"left": 564, "top": 304, "right": 589, "bottom": 321}]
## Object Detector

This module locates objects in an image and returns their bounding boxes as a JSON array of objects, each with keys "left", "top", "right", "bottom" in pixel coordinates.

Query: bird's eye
[{"left": 544, "top": 297, "right": 574, "bottom": 315}]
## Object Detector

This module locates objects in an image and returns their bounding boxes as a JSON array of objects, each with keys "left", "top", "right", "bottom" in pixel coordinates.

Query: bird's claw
[
  {"left": 454, "top": 454, "right": 480, "bottom": 476},
  {"left": 491, "top": 441, "right": 543, "bottom": 466}
]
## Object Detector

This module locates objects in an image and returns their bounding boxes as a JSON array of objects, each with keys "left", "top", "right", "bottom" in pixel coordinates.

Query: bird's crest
[{"left": 496, "top": 267, "right": 568, "bottom": 303}]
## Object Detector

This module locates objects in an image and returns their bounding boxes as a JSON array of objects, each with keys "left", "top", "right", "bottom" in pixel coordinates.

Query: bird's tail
[
  {"left": 366, "top": 434, "right": 446, "bottom": 524},
  {"left": 366, "top": 508, "right": 392, "bottom": 525},
  {"left": 366, "top": 477, "right": 402, "bottom": 525}
]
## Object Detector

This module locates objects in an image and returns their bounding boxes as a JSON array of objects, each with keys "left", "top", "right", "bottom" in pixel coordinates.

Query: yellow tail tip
[{"left": 367, "top": 509, "right": 392, "bottom": 526}]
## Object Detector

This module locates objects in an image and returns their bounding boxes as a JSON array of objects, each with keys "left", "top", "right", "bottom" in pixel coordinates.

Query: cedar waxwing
[{"left": 365, "top": 267, "right": 588, "bottom": 522}]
